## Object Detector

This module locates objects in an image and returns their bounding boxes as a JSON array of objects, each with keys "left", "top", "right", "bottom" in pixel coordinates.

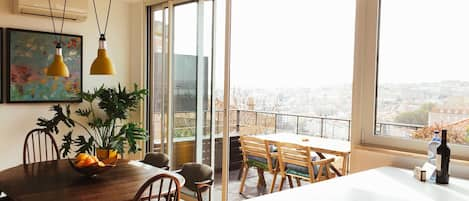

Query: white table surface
[{"left": 248, "top": 166, "right": 469, "bottom": 201}]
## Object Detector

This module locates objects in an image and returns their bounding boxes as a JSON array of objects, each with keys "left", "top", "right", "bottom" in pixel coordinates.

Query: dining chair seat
[
  {"left": 285, "top": 163, "right": 325, "bottom": 178},
  {"left": 247, "top": 156, "right": 277, "bottom": 170},
  {"left": 284, "top": 155, "right": 325, "bottom": 178}
]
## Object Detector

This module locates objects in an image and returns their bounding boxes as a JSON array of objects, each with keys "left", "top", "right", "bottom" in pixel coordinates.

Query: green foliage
[
  {"left": 35, "top": 83, "right": 148, "bottom": 157},
  {"left": 97, "top": 83, "right": 147, "bottom": 120},
  {"left": 60, "top": 131, "right": 73, "bottom": 158},
  {"left": 36, "top": 105, "right": 75, "bottom": 135},
  {"left": 394, "top": 103, "right": 435, "bottom": 125},
  {"left": 111, "top": 122, "right": 147, "bottom": 154},
  {"left": 74, "top": 136, "right": 95, "bottom": 154}
]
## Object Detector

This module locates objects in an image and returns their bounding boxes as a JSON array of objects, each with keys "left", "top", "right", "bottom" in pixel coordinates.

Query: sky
[
  {"left": 229, "top": 0, "right": 355, "bottom": 88},
  {"left": 379, "top": 0, "right": 469, "bottom": 84},
  {"left": 167, "top": 0, "right": 469, "bottom": 89}
]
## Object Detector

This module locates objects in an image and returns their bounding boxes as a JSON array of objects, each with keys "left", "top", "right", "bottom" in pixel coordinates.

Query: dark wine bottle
[{"left": 436, "top": 129, "right": 450, "bottom": 184}]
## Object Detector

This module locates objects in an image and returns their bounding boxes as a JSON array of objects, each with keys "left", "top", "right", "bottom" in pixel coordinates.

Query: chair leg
[
  {"left": 287, "top": 175, "right": 294, "bottom": 188},
  {"left": 278, "top": 177, "right": 286, "bottom": 191},
  {"left": 239, "top": 165, "right": 249, "bottom": 194},
  {"left": 256, "top": 168, "right": 267, "bottom": 194},
  {"left": 270, "top": 171, "right": 278, "bottom": 193},
  {"left": 295, "top": 178, "right": 301, "bottom": 187},
  {"left": 257, "top": 168, "right": 266, "bottom": 188},
  {"left": 197, "top": 190, "right": 203, "bottom": 201},
  {"left": 237, "top": 167, "right": 244, "bottom": 180}
]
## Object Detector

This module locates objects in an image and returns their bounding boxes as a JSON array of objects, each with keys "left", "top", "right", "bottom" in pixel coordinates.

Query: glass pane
[
  {"left": 173, "top": 2, "right": 198, "bottom": 168},
  {"left": 212, "top": 0, "right": 226, "bottom": 200},
  {"left": 229, "top": 0, "right": 355, "bottom": 200},
  {"left": 376, "top": 0, "right": 469, "bottom": 145},
  {"left": 151, "top": 9, "right": 166, "bottom": 153},
  {"left": 202, "top": 0, "right": 214, "bottom": 166}
]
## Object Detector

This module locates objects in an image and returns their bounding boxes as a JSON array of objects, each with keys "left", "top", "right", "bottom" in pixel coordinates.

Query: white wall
[{"left": 0, "top": 0, "right": 137, "bottom": 170}]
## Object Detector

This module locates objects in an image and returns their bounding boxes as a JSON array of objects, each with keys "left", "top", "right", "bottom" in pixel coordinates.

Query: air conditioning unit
[{"left": 14, "top": 0, "right": 88, "bottom": 22}]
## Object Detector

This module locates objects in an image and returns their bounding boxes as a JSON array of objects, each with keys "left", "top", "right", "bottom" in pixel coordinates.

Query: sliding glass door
[{"left": 148, "top": 0, "right": 215, "bottom": 169}]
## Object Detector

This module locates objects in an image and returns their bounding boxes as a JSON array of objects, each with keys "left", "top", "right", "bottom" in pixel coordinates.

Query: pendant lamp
[
  {"left": 46, "top": 0, "right": 69, "bottom": 77},
  {"left": 90, "top": 0, "right": 115, "bottom": 75}
]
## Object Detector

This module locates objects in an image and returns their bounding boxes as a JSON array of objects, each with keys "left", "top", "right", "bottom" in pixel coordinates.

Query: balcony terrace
[{"left": 152, "top": 109, "right": 426, "bottom": 200}]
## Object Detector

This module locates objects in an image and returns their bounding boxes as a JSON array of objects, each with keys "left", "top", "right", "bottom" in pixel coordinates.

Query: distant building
[{"left": 428, "top": 107, "right": 469, "bottom": 125}]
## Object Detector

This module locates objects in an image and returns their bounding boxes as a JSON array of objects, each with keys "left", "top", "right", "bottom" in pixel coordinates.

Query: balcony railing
[
  {"left": 159, "top": 109, "right": 428, "bottom": 169},
  {"left": 221, "top": 109, "right": 352, "bottom": 141},
  {"left": 168, "top": 109, "right": 427, "bottom": 142}
]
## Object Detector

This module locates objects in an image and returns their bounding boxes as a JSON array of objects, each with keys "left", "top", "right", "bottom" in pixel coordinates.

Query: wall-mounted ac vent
[{"left": 14, "top": 0, "right": 88, "bottom": 22}]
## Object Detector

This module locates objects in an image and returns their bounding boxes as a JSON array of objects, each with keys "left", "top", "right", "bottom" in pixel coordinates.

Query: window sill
[{"left": 354, "top": 144, "right": 469, "bottom": 166}]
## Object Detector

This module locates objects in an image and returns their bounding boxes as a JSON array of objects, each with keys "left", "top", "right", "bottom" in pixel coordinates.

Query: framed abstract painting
[
  {"left": 0, "top": 28, "right": 3, "bottom": 102},
  {"left": 6, "top": 28, "right": 82, "bottom": 103}
]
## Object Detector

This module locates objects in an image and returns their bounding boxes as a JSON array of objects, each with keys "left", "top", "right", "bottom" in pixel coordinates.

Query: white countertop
[{"left": 247, "top": 166, "right": 469, "bottom": 201}]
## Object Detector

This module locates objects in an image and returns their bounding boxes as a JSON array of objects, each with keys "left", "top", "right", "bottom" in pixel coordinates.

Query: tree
[{"left": 394, "top": 103, "right": 435, "bottom": 125}]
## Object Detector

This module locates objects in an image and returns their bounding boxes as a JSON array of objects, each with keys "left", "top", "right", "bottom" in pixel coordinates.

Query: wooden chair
[
  {"left": 175, "top": 163, "right": 213, "bottom": 201},
  {"left": 133, "top": 173, "right": 181, "bottom": 201},
  {"left": 276, "top": 142, "right": 334, "bottom": 191},
  {"left": 239, "top": 135, "right": 278, "bottom": 194},
  {"left": 23, "top": 129, "right": 60, "bottom": 165},
  {"left": 141, "top": 152, "right": 170, "bottom": 170}
]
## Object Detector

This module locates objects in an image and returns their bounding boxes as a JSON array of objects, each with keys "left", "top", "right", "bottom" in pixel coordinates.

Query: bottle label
[{"left": 436, "top": 154, "right": 442, "bottom": 171}]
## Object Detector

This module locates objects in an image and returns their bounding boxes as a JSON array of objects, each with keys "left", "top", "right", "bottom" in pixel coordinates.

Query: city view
[
  {"left": 209, "top": 80, "right": 469, "bottom": 145},
  {"left": 167, "top": 0, "right": 469, "bottom": 146}
]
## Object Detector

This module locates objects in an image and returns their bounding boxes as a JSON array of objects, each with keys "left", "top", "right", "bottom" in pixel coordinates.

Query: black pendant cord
[
  {"left": 48, "top": 0, "right": 67, "bottom": 48},
  {"left": 92, "top": 0, "right": 112, "bottom": 37}
]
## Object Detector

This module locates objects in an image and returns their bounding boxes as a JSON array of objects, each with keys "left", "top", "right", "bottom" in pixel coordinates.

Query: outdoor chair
[
  {"left": 239, "top": 135, "right": 279, "bottom": 194},
  {"left": 276, "top": 142, "right": 334, "bottom": 191}
]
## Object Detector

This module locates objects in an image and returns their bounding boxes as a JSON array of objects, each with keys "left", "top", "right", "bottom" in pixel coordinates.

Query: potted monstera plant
[{"left": 37, "top": 84, "right": 147, "bottom": 164}]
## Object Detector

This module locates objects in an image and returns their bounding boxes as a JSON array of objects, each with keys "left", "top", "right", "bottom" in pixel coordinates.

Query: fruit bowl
[{"left": 69, "top": 153, "right": 116, "bottom": 177}]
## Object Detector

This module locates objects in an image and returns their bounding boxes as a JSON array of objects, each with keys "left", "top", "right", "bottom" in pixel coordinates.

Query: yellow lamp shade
[
  {"left": 47, "top": 48, "right": 70, "bottom": 77},
  {"left": 90, "top": 49, "right": 115, "bottom": 75}
]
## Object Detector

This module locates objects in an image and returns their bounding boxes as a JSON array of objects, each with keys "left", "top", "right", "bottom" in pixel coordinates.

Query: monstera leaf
[
  {"left": 34, "top": 83, "right": 148, "bottom": 157},
  {"left": 74, "top": 136, "right": 95, "bottom": 155},
  {"left": 111, "top": 123, "right": 147, "bottom": 154}
]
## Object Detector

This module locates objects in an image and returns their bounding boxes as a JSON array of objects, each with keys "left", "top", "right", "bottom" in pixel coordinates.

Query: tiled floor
[{"left": 212, "top": 168, "right": 300, "bottom": 201}]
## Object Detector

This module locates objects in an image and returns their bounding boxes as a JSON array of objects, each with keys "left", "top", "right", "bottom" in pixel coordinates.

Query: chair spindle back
[
  {"left": 133, "top": 173, "right": 181, "bottom": 201},
  {"left": 23, "top": 129, "right": 60, "bottom": 165}
]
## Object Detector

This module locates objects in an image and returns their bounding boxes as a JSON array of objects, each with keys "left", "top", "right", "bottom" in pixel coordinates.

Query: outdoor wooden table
[
  {"left": 0, "top": 159, "right": 185, "bottom": 201},
  {"left": 254, "top": 133, "right": 351, "bottom": 176}
]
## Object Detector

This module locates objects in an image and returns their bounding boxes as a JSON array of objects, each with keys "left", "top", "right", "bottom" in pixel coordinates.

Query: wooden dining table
[
  {"left": 0, "top": 159, "right": 185, "bottom": 201},
  {"left": 254, "top": 133, "right": 351, "bottom": 176}
]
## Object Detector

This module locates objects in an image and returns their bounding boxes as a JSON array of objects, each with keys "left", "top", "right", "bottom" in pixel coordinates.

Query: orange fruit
[
  {"left": 91, "top": 156, "right": 100, "bottom": 163},
  {"left": 75, "top": 160, "right": 87, "bottom": 168},
  {"left": 83, "top": 157, "right": 97, "bottom": 167},
  {"left": 76, "top": 153, "right": 89, "bottom": 162}
]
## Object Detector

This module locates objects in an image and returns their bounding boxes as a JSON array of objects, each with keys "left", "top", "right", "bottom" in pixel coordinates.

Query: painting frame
[
  {"left": 0, "top": 28, "right": 3, "bottom": 103},
  {"left": 6, "top": 28, "right": 83, "bottom": 103}
]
